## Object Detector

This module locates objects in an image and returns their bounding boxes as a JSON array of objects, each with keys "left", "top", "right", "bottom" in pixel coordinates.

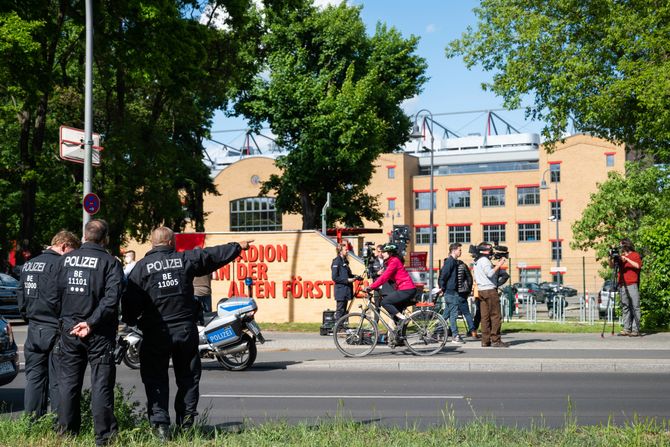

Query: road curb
[{"left": 283, "top": 358, "right": 670, "bottom": 373}]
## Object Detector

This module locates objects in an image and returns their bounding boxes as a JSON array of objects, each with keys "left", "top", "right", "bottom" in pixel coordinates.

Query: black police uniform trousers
[
  {"left": 140, "top": 320, "right": 201, "bottom": 428},
  {"left": 58, "top": 330, "right": 117, "bottom": 446},
  {"left": 24, "top": 323, "right": 60, "bottom": 418}
]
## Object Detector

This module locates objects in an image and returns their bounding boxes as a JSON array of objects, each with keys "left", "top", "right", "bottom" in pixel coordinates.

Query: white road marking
[{"left": 202, "top": 394, "right": 464, "bottom": 399}]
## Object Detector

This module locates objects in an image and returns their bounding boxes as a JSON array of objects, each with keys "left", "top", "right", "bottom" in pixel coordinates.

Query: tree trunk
[
  {"left": 300, "top": 192, "right": 319, "bottom": 230},
  {"left": 17, "top": 110, "right": 36, "bottom": 253}
]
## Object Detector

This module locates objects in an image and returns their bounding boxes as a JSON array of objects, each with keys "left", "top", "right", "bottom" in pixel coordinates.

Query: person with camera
[
  {"left": 473, "top": 242, "right": 509, "bottom": 348},
  {"left": 438, "top": 243, "right": 466, "bottom": 344},
  {"left": 332, "top": 242, "right": 361, "bottom": 321},
  {"left": 608, "top": 238, "right": 643, "bottom": 336},
  {"left": 365, "top": 244, "right": 417, "bottom": 328}
]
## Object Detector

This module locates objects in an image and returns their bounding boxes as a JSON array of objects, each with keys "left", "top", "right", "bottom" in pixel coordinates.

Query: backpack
[{"left": 456, "top": 260, "right": 473, "bottom": 294}]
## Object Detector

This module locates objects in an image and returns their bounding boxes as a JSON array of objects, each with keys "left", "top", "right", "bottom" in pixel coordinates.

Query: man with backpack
[
  {"left": 456, "top": 255, "right": 479, "bottom": 339},
  {"left": 438, "top": 243, "right": 466, "bottom": 344}
]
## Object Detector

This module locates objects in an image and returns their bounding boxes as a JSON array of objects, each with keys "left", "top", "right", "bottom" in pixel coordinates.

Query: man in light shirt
[{"left": 473, "top": 243, "right": 509, "bottom": 348}]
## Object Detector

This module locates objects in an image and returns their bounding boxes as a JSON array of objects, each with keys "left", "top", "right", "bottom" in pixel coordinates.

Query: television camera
[{"left": 468, "top": 243, "right": 509, "bottom": 260}]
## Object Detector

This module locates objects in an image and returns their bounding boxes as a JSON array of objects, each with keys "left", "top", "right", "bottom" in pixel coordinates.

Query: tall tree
[
  {"left": 0, "top": 1, "right": 262, "bottom": 259},
  {"left": 446, "top": 0, "right": 670, "bottom": 162},
  {"left": 234, "top": 1, "right": 427, "bottom": 229},
  {"left": 571, "top": 163, "right": 670, "bottom": 327}
]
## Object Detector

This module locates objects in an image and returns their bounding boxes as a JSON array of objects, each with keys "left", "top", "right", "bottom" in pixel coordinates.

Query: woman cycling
[{"left": 365, "top": 244, "right": 417, "bottom": 324}]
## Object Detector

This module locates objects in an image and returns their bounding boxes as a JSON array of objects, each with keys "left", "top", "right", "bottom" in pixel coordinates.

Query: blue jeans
[
  {"left": 458, "top": 292, "right": 476, "bottom": 333},
  {"left": 442, "top": 291, "right": 460, "bottom": 336}
]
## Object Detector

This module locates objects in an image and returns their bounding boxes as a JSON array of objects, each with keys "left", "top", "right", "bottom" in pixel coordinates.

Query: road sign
[
  {"left": 59, "top": 126, "right": 103, "bottom": 166},
  {"left": 550, "top": 266, "right": 567, "bottom": 273},
  {"left": 83, "top": 193, "right": 100, "bottom": 215}
]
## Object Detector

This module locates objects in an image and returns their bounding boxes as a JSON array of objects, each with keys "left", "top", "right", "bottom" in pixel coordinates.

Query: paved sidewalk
[{"left": 256, "top": 331, "right": 670, "bottom": 373}]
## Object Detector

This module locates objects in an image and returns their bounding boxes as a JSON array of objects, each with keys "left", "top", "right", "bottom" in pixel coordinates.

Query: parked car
[
  {"left": 598, "top": 279, "right": 617, "bottom": 318},
  {"left": 0, "top": 316, "right": 19, "bottom": 386},
  {"left": 0, "top": 273, "right": 21, "bottom": 319},
  {"left": 539, "top": 281, "right": 578, "bottom": 297},
  {"left": 507, "top": 282, "right": 546, "bottom": 303}
]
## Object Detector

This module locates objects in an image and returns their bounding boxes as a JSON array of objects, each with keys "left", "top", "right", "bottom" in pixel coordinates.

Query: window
[
  {"left": 483, "top": 224, "right": 506, "bottom": 243},
  {"left": 448, "top": 225, "right": 471, "bottom": 243},
  {"left": 448, "top": 190, "right": 470, "bottom": 208},
  {"left": 230, "top": 197, "right": 282, "bottom": 231},
  {"left": 423, "top": 160, "right": 539, "bottom": 175},
  {"left": 520, "top": 268, "right": 541, "bottom": 283},
  {"left": 517, "top": 186, "right": 540, "bottom": 206},
  {"left": 388, "top": 198, "right": 396, "bottom": 211},
  {"left": 550, "top": 201, "right": 562, "bottom": 221},
  {"left": 552, "top": 273, "right": 563, "bottom": 284},
  {"left": 518, "top": 223, "right": 541, "bottom": 242},
  {"left": 606, "top": 154, "right": 615, "bottom": 167},
  {"left": 415, "top": 227, "right": 437, "bottom": 245},
  {"left": 482, "top": 188, "right": 505, "bottom": 207},
  {"left": 551, "top": 241, "right": 562, "bottom": 261},
  {"left": 414, "top": 191, "right": 436, "bottom": 210},
  {"left": 388, "top": 167, "right": 395, "bottom": 179},
  {"left": 550, "top": 163, "right": 561, "bottom": 182}
]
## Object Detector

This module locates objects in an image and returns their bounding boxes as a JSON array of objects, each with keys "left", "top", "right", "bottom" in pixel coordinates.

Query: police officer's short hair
[
  {"left": 151, "top": 226, "right": 175, "bottom": 247},
  {"left": 51, "top": 230, "right": 81, "bottom": 250},
  {"left": 84, "top": 219, "right": 108, "bottom": 245},
  {"left": 449, "top": 242, "right": 462, "bottom": 253}
]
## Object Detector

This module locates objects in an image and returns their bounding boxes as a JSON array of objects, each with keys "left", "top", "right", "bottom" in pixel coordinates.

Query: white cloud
[
  {"left": 401, "top": 95, "right": 420, "bottom": 115},
  {"left": 426, "top": 23, "right": 437, "bottom": 33}
]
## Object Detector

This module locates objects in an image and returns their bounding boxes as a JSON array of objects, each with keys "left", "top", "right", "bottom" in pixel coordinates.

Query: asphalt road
[
  {"left": 2, "top": 354, "right": 669, "bottom": 428},
  {"left": 3, "top": 322, "right": 669, "bottom": 428}
]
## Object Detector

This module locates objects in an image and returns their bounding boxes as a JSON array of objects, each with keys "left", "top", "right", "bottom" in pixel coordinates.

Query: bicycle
[{"left": 332, "top": 290, "right": 448, "bottom": 357}]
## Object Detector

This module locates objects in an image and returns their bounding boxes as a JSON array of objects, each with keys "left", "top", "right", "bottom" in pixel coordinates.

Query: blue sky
[{"left": 207, "top": 0, "right": 544, "bottom": 157}]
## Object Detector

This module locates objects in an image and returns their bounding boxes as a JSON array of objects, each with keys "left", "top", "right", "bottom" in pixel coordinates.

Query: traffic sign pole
[{"left": 82, "top": 0, "right": 94, "bottom": 233}]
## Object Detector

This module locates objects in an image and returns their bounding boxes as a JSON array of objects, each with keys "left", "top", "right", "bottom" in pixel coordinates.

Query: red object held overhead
[{"left": 175, "top": 233, "right": 206, "bottom": 252}]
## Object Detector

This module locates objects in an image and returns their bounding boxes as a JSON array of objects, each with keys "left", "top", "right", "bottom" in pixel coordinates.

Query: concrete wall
[{"left": 125, "top": 230, "right": 366, "bottom": 323}]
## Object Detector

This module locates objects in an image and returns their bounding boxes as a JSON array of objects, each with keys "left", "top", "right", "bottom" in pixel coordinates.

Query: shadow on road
[{"left": 0, "top": 387, "right": 24, "bottom": 414}]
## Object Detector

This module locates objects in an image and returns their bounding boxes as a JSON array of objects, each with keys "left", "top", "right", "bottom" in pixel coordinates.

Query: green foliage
[
  {"left": 572, "top": 163, "right": 670, "bottom": 328},
  {"left": 638, "top": 219, "right": 670, "bottom": 328},
  {"left": 1, "top": 412, "right": 669, "bottom": 446},
  {"left": 0, "top": 1, "right": 262, "bottom": 257},
  {"left": 447, "top": 0, "right": 670, "bottom": 161},
  {"left": 236, "top": 1, "right": 427, "bottom": 229}
]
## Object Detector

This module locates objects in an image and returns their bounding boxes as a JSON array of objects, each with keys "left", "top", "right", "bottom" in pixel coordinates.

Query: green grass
[{"left": 1, "top": 414, "right": 668, "bottom": 447}]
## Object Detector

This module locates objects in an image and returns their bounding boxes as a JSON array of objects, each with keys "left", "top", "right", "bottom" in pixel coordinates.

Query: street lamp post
[
  {"left": 541, "top": 169, "right": 561, "bottom": 284},
  {"left": 386, "top": 210, "right": 401, "bottom": 228},
  {"left": 410, "top": 110, "right": 435, "bottom": 290}
]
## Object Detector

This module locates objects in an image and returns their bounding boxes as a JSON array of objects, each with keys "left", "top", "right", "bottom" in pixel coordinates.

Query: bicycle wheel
[
  {"left": 333, "top": 312, "right": 379, "bottom": 357},
  {"left": 402, "top": 309, "right": 448, "bottom": 356}
]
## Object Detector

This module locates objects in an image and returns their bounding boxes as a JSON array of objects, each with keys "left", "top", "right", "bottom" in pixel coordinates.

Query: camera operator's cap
[{"left": 381, "top": 243, "right": 398, "bottom": 253}]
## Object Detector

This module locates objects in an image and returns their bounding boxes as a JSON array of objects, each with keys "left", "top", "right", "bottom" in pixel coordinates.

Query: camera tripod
[
  {"left": 601, "top": 255, "right": 639, "bottom": 337},
  {"left": 601, "top": 257, "right": 620, "bottom": 337}
]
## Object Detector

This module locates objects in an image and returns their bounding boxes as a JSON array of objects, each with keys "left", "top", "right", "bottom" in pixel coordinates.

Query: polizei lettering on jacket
[
  {"left": 64, "top": 256, "right": 99, "bottom": 269},
  {"left": 146, "top": 258, "right": 183, "bottom": 273},
  {"left": 22, "top": 261, "right": 46, "bottom": 273}
]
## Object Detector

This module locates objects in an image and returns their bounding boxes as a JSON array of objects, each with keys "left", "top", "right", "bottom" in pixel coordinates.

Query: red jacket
[
  {"left": 369, "top": 256, "right": 415, "bottom": 291},
  {"left": 618, "top": 251, "right": 642, "bottom": 286}
]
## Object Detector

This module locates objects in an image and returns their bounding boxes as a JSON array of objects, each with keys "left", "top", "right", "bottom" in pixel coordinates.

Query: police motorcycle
[
  {"left": 199, "top": 295, "right": 265, "bottom": 370},
  {"left": 116, "top": 325, "right": 143, "bottom": 369},
  {"left": 116, "top": 295, "right": 264, "bottom": 371}
]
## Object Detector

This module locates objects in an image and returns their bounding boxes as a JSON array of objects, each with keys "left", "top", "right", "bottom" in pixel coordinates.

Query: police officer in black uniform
[
  {"left": 45, "top": 219, "right": 123, "bottom": 446},
  {"left": 17, "top": 230, "right": 80, "bottom": 419},
  {"left": 331, "top": 242, "right": 359, "bottom": 321},
  {"left": 121, "top": 226, "right": 252, "bottom": 439}
]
